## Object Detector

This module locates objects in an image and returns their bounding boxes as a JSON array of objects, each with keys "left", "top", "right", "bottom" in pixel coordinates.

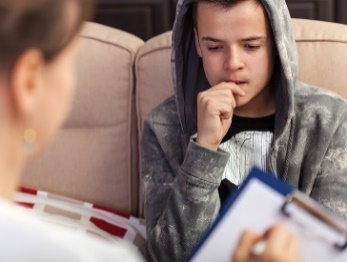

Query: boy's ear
[
  {"left": 10, "top": 49, "right": 44, "bottom": 118},
  {"left": 194, "top": 28, "right": 202, "bottom": 57}
]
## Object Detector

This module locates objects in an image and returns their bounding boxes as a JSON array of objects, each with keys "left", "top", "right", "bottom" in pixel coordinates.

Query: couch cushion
[
  {"left": 21, "top": 22, "right": 144, "bottom": 215},
  {"left": 135, "top": 31, "right": 174, "bottom": 140},
  {"left": 293, "top": 19, "right": 347, "bottom": 98}
]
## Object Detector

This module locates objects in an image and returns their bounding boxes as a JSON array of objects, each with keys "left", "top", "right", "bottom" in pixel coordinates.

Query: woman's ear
[
  {"left": 194, "top": 28, "right": 202, "bottom": 58},
  {"left": 10, "top": 49, "right": 45, "bottom": 118}
]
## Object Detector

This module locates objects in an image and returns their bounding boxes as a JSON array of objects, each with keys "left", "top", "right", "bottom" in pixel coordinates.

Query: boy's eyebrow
[
  {"left": 201, "top": 36, "right": 222, "bottom": 42},
  {"left": 201, "top": 36, "right": 266, "bottom": 42},
  {"left": 241, "top": 36, "right": 266, "bottom": 42}
]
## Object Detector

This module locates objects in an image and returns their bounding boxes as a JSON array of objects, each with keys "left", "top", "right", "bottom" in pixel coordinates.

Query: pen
[{"left": 251, "top": 240, "right": 267, "bottom": 257}]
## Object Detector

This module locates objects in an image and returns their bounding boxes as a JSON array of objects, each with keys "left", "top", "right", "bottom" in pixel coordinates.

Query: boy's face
[{"left": 194, "top": 1, "right": 276, "bottom": 116}]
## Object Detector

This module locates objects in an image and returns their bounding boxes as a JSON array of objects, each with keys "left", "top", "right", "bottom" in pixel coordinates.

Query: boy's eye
[
  {"left": 208, "top": 46, "right": 222, "bottom": 51},
  {"left": 245, "top": 44, "right": 260, "bottom": 50}
]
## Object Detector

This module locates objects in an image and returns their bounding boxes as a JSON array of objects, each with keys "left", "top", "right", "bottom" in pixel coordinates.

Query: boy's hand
[{"left": 196, "top": 82, "right": 245, "bottom": 151}]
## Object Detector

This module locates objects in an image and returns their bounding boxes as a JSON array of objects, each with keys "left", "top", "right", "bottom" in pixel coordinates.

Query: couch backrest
[
  {"left": 135, "top": 31, "right": 173, "bottom": 142},
  {"left": 21, "top": 19, "right": 347, "bottom": 218},
  {"left": 21, "top": 22, "right": 144, "bottom": 215},
  {"left": 293, "top": 19, "right": 347, "bottom": 97}
]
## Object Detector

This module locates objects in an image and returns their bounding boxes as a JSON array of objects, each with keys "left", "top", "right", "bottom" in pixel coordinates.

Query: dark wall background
[{"left": 93, "top": 0, "right": 347, "bottom": 40}]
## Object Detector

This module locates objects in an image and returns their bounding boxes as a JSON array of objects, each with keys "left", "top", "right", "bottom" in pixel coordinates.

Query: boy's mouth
[
  {"left": 224, "top": 79, "right": 247, "bottom": 86},
  {"left": 225, "top": 79, "right": 246, "bottom": 84},
  {"left": 232, "top": 81, "right": 246, "bottom": 86}
]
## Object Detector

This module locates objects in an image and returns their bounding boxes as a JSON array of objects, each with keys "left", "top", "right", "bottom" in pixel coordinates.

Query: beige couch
[{"left": 21, "top": 19, "right": 347, "bottom": 218}]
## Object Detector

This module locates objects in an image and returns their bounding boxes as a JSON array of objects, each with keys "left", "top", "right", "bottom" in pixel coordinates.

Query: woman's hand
[{"left": 232, "top": 224, "right": 301, "bottom": 262}]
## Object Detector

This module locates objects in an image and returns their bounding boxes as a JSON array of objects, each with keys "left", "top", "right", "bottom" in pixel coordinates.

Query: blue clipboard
[{"left": 189, "top": 167, "right": 347, "bottom": 262}]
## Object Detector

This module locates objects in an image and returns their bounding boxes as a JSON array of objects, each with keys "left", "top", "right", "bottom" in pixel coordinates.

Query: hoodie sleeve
[
  {"left": 310, "top": 114, "right": 347, "bottom": 220},
  {"left": 141, "top": 118, "right": 230, "bottom": 262}
]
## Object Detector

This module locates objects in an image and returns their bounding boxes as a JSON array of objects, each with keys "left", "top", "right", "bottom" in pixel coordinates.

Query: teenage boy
[{"left": 141, "top": 0, "right": 347, "bottom": 261}]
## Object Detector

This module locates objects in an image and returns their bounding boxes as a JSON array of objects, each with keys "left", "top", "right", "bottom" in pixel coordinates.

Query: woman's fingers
[
  {"left": 262, "top": 224, "right": 301, "bottom": 262},
  {"left": 233, "top": 230, "right": 260, "bottom": 262},
  {"left": 232, "top": 225, "right": 301, "bottom": 262}
]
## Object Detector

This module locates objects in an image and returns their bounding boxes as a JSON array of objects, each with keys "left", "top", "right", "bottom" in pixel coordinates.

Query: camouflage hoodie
[{"left": 141, "top": 0, "right": 347, "bottom": 261}]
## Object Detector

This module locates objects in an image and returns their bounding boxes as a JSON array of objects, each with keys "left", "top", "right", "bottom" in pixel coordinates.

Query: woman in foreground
[{"left": 0, "top": 0, "right": 142, "bottom": 261}]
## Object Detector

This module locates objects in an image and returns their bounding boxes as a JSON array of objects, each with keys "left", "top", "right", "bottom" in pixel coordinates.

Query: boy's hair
[
  {"left": 0, "top": 0, "right": 93, "bottom": 72},
  {"left": 192, "top": 0, "right": 260, "bottom": 27}
]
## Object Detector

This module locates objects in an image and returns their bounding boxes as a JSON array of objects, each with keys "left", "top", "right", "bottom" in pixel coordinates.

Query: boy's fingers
[{"left": 219, "top": 81, "right": 246, "bottom": 96}]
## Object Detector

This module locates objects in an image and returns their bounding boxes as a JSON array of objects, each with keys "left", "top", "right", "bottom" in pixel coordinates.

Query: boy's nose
[{"left": 224, "top": 49, "right": 244, "bottom": 71}]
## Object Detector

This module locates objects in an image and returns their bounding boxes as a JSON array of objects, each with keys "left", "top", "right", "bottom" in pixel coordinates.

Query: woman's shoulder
[{"left": 0, "top": 201, "right": 143, "bottom": 262}]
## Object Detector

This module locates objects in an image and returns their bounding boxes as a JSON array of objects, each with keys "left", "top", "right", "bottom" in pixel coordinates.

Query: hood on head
[{"left": 171, "top": 0, "right": 298, "bottom": 138}]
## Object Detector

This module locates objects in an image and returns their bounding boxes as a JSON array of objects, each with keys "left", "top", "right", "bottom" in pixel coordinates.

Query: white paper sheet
[{"left": 190, "top": 179, "right": 347, "bottom": 262}]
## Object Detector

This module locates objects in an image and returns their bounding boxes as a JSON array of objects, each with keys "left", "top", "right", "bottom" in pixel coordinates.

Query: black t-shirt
[{"left": 218, "top": 114, "right": 275, "bottom": 205}]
